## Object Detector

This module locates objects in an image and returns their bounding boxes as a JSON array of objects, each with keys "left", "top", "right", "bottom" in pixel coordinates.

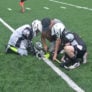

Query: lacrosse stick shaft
[{"left": 55, "top": 59, "right": 61, "bottom": 64}]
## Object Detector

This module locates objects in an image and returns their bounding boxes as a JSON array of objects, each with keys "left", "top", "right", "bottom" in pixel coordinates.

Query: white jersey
[
  {"left": 53, "top": 18, "right": 61, "bottom": 23},
  {"left": 8, "top": 24, "right": 31, "bottom": 49},
  {"left": 51, "top": 22, "right": 65, "bottom": 38}
]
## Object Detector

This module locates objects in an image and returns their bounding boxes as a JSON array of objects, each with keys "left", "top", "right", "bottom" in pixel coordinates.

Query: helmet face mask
[{"left": 32, "top": 20, "right": 42, "bottom": 36}]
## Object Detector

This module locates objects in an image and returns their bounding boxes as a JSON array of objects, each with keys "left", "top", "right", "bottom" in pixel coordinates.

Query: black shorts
[
  {"left": 21, "top": 0, "right": 26, "bottom": 2},
  {"left": 74, "top": 45, "right": 86, "bottom": 58}
]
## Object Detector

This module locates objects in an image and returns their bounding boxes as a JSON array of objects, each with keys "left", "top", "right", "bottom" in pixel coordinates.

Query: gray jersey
[
  {"left": 8, "top": 24, "right": 31, "bottom": 49},
  {"left": 53, "top": 18, "right": 61, "bottom": 23},
  {"left": 61, "top": 32, "right": 86, "bottom": 51}
]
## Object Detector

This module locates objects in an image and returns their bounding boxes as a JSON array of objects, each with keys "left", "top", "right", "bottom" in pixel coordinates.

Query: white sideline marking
[
  {"left": 43, "top": 58, "right": 85, "bottom": 92},
  {"left": 49, "top": 0, "right": 92, "bottom": 11},
  {"left": 26, "top": 8, "right": 31, "bottom": 10},
  {"left": 60, "top": 6, "right": 66, "bottom": 9},
  {"left": 7, "top": 8, "right": 12, "bottom": 11},
  {"left": 0, "top": 17, "right": 85, "bottom": 92},
  {"left": 0, "top": 18, "right": 15, "bottom": 32},
  {"left": 43, "top": 7, "right": 50, "bottom": 10}
]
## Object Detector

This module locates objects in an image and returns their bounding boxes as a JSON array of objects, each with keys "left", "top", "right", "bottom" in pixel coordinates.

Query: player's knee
[
  {"left": 64, "top": 46, "right": 74, "bottom": 53},
  {"left": 18, "top": 49, "right": 28, "bottom": 56},
  {"left": 64, "top": 46, "right": 75, "bottom": 58}
]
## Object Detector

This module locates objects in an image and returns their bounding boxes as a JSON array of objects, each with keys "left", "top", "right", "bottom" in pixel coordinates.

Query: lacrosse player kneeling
[
  {"left": 51, "top": 23, "right": 88, "bottom": 70},
  {"left": 6, "top": 20, "right": 42, "bottom": 56}
]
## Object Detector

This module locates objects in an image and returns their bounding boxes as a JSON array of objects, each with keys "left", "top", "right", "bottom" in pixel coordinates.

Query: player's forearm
[{"left": 54, "top": 38, "right": 61, "bottom": 54}]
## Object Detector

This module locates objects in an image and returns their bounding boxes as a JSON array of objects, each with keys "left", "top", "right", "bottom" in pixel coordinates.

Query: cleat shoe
[
  {"left": 82, "top": 52, "right": 88, "bottom": 64},
  {"left": 60, "top": 62, "right": 65, "bottom": 68},
  {"left": 83, "top": 53, "right": 88, "bottom": 64},
  {"left": 68, "top": 62, "right": 80, "bottom": 69},
  {"left": 82, "top": 58, "right": 87, "bottom": 64},
  {"left": 64, "top": 66, "right": 70, "bottom": 70}
]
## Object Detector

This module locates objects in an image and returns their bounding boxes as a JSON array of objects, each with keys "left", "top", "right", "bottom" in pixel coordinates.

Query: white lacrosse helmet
[
  {"left": 32, "top": 20, "right": 42, "bottom": 36},
  {"left": 51, "top": 23, "right": 65, "bottom": 36}
]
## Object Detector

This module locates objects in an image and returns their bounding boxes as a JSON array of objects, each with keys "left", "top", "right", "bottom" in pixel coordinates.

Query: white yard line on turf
[
  {"left": 43, "top": 58, "right": 85, "bottom": 92},
  {"left": 7, "top": 8, "right": 12, "bottom": 11},
  {"left": 0, "top": 18, "right": 15, "bottom": 32},
  {"left": 60, "top": 6, "right": 66, "bottom": 9},
  {"left": 49, "top": 0, "right": 92, "bottom": 11},
  {"left": 43, "top": 7, "right": 50, "bottom": 10},
  {"left": 0, "top": 17, "right": 85, "bottom": 92},
  {"left": 26, "top": 8, "right": 31, "bottom": 10}
]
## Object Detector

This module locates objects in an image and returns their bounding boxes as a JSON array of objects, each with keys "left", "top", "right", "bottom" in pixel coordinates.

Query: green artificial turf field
[{"left": 0, "top": 0, "right": 92, "bottom": 92}]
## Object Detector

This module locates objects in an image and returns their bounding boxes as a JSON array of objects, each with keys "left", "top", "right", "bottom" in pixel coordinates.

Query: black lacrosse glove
[{"left": 27, "top": 40, "right": 36, "bottom": 55}]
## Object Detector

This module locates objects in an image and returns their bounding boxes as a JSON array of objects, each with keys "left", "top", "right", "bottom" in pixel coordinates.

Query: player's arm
[
  {"left": 52, "top": 30, "right": 61, "bottom": 60},
  {"left": 53, "top": 38, "right": 61, "bottom": 60},
  {"left": 19, "top": 0, "right": 27, "bottom": 12},
  {"left": 41, "top": 32, "right": 48, "bottom": 52}
]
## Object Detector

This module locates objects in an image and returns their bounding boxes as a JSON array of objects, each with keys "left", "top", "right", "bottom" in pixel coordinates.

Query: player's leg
[
  {"left": 18, "top": 40, "right": 28, "bottom": 56},
  {"left": 19, "top": 0, "right": 25, "bottom": 12},
  {"left": 6, "top": 40, "right": 28, "bottom": 56},
  {"left": 6, "top": 45, "right": 18, "bottom": 54},
  {"left": 60, "top": 45, "right": 80, "bottom": 69},
  {"left": 5, "top": 44, "right": 28, "bottom": 56},
  {"left": 82, "top": 51, "right": 88, "bottom": 64}
]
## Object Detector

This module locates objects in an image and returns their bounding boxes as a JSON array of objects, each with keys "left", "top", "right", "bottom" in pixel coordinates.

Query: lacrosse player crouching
[
  {"left": 41, "top": 17, "right": 64, "bottom": 58},
  {"left": 51, "top": 23, "right": 88, "bottom": 69},
  {"left": 6, "top": 20, "right": 42, "bottom": 56}
]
